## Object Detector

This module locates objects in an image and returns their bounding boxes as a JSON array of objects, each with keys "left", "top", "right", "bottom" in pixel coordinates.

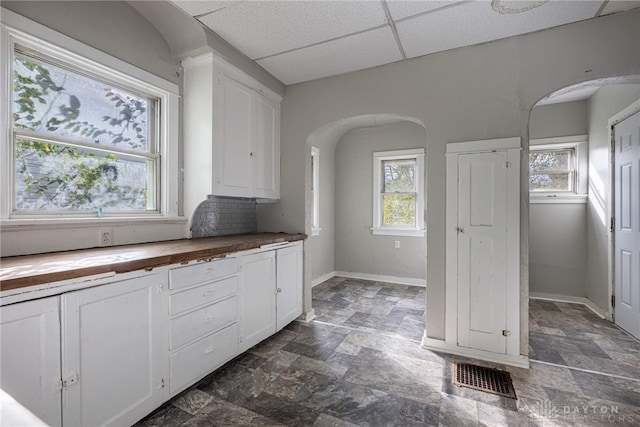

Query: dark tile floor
[{"left": 135, "top": 278, "right": 640, "bottom": 426}]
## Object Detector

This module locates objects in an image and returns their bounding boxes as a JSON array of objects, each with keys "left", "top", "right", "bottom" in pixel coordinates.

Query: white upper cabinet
[{"left": 183, "top": 54, "right": 282, "bottom": 223}]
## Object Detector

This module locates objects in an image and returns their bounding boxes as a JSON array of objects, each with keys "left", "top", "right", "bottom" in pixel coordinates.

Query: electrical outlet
[
  {"left": 394, "top": 240, "right": 400, "bottom": 249},
  {"left": 99, "top": 229, "right": 113, "bottom": 247}
]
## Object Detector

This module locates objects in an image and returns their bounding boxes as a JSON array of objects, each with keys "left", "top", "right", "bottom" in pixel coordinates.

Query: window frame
[
  {"left": 372, "top": 148, "right": 425, "bottom": 237},
  {"left": 311, "top": 146, "right": 321, "bottom": 236},
  {"left": 1, "top": 10, "right": 180, "bottom": 224},
  {"left": 529, "top": 136, "right": 588, "bottom": 204}
]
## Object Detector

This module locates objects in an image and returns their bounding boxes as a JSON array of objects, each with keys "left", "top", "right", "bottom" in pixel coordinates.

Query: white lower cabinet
[
  {"left": 238, "top": 251, "right": 277, "bottom": 353},
  {"left": 239, "top": 242, "right": 304, "bottom": 352},
  {"left": 0, "top": 242, "right": 303, "bottom": 426},
  {"left": 0, "top": 296, "right": 62, "bottom": 427},
  {"left": 61, "top": 272, "right": 165, "bottom": 427},
  {"left": 276, "top": 242, "right": 303, "bottom": 330},
  {"left": 167, "top": 258, "right": 239, "bottom": 396}
]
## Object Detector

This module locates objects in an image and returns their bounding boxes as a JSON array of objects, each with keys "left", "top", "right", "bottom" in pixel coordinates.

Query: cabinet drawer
[
  {"left": 170, "top": 295, "right": 238, "bottom": 350},
  {"left": 169, "top": 258, "right": 237, "bottom": 290},
  {"left": 170, "top": 323, "right": 238, "bottom": 394},
  {"left": 170, "top": 276, "right": 237, "bottom": 316}
]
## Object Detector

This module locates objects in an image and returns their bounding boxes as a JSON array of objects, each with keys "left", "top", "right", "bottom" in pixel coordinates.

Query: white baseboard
[
  {"left": 421, "top": 335, "right": 530, "bottom": 369},
  {"left": 301, "top": 309, "right": 316, "bottom": 322},
  {"left": 311, "top": 271, "right": 336, "bottom": 287},
  {"left": 529, "top": 292, "right": 610, "bottom": 320},
  {"left": 333, "top": 271, "right": 426, "bottom": 287}
]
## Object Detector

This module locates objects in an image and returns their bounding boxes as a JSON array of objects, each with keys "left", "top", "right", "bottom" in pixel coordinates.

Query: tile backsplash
[{"left": 191, "top": 196, "right": 257, "bottom": 238}]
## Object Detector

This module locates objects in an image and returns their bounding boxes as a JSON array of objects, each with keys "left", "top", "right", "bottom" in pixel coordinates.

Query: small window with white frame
[
  {"left": 1, "top": 17, "right": 179, "bottom": 220},
  {"left": 372, "top": 149, "right": 425, "bottom": 237},
  {"left": 529, "top": 136, "right": 588, "bottom": 203},
  {"left": 529, "top": 147, "right": 575, "bottom": 193},
  {"left": 311, "top": 146, "right": 320, "bottom": 236}
]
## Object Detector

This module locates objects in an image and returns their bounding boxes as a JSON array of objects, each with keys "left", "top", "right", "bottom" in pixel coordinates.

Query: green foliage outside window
[{"left": 13, "top": 52, "right": 152, "bottom": 212}]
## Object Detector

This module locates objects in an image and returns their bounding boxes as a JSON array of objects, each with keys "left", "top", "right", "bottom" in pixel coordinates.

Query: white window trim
[
  {"left": 0, "top": 8, "right": 182, "bottom": 226},
  {"left": 311, "top": 146, "right": 321, "bottom": 236},
  {"left": 372, "top": 148, "right": 425, "bottom": 237},
  {"left": 529, "top": 135, "right": 588, "bottom": 204}
]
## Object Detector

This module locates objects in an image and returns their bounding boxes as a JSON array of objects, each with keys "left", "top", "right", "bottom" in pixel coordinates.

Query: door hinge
[
  {"left": 610, "top": 217, "right": 615, "bottom": 233},
  {"left": 502, "top": 329, "right": 510, "bottom": 337},
  {"left": 160, "top": 378, "right": 166, "bottom": 389},
  {"left": 60, "top": 373, "right": 79, "bottom": 390},
  {"left": 611, "top": 294, "right": 615, "bottom": 308},
  {"left": 159, "top": 283, "right": 166, "bottom": 293},
  {"left": 504, "top": 162, "right": 511, "bottom": 168}
]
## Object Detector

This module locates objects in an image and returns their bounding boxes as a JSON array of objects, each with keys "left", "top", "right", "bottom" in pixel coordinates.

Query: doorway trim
[{"left": 607, "top": 98, "right": 640, "bottom": 322}]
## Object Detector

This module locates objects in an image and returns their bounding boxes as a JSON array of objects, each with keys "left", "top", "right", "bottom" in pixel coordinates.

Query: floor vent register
[{"left": 452, "top": 362, "right": 517, "bottom": 399}]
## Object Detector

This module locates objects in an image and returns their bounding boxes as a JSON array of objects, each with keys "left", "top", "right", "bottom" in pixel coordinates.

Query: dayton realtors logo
[{"left": 531, "top": 401, "right": 636, "bottom": 424}]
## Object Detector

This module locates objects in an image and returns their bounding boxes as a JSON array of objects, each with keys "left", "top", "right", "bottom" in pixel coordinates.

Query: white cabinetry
[
  {"left": 276, "top": 242, "right": 303, "bottom": 330},
  {"left": 0, "top": 297, "right": 61, "bottom": 427},
  {"left": 238, "top": 251, "right": 277, "bottom": 353},
  {"left": 183, "top": 53, "right": 281, "bottom": 227},
  {"left": 61, "top": 272, "right": 165, "bottom": 427},
  {"left": 167, "top": 258, "right": 239, "bottom": 396},
  {"left": 238, "top": 242, "right": 303, "bottom": 352}
]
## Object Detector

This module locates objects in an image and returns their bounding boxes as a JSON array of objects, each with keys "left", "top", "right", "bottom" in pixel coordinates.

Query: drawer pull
[
  {"left": 204, "top": 290, "right": 217, "bottom": 297},
  {"left": 204, "top": 315, "right": 215, "bottom": 323},
  {"left": 204, "top": 346, "right": 215, "bottom": 354},
  {"left": 206, "top": 267, "right": 218, "bottom": 272}
]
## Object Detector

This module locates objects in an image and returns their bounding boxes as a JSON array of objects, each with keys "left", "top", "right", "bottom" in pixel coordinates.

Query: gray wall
[
  {"left": 334, "top": 122, "right": 426, "bottom": 279},
  {"left": 257, "top": 10, "right": 640, "bottom": 350},
  {"left": 2, "top": 1, "right": 180, "bottom": 84},
  {"left": 529, "top": 100, "right": 588, "bottom": 139},
  {"left": 528, "top": 100, "right": 588, "bottom": 297},
  {"left": 586, "top": 84, "right": 640, "bottom": 312}
]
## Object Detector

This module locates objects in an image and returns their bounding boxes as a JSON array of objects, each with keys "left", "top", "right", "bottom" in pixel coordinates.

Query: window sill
[
  {"left": 371, "top": 227, "right": 426, "bottom": 237},
  {"left": 311, "top": 228, "right": 322, "bottom": 236},
  {"left": 1, "top": 216, "right": 187, "bottom": 231},
  {"left": 530, "top": 194, "right": 587, "bottom": 204}
]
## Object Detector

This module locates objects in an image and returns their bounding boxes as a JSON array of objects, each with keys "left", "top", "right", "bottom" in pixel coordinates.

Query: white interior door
[
  {"left": 457, "top": 151, "right": 508, "bottom": 354},
  {"left": 614, "top": 110, "right": 640, "bottom": 339}
]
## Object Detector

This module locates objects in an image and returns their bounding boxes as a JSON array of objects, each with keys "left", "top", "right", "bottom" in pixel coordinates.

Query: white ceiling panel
[
  {"left": 256, "top": 26, "right": 402, "bottom": 85},
  {"left": 198, "top": 0, "right": 388, "bottom": 60},
  {"left": 172, "top": 0, "right": 241, "bottom": 17},
  {"left": 396, "top": 0, "right": 603, "bottom": 59},
  {"left": 385, "top": 0, "right": 462, "bottom": 20}
]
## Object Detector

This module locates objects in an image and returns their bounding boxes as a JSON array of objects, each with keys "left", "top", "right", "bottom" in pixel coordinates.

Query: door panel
[
  {"left": 0, "top": 297, "right": 61, "bottom": 427},
  {"left": 457, "top": 152, "right": 508, "bottom": 354},
  {"left": 614, "top": 110, "right": 640, "bottom": 339},
  {"left": 62, "top": 273, "right": 163, "bottom": 427}
]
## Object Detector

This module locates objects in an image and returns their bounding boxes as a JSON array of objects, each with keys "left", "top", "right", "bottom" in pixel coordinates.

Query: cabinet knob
[
  {"left": 277, "top": 287, "right": 282, "bottom": 293},
  {"left": 250, "top": 152, "right": 256, "bottom": 157}
]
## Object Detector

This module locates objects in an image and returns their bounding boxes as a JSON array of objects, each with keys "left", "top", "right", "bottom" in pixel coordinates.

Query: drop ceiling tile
[
  {"left": 397, "top": 0, "right": 603, "bottom": 59},
  {"left": 385, "top": 0, "right": 462, "bottom": 20},
  {"left": 198, "top": 0, "right": 388, "bottom": 60},
  {"left": 171, "top": 0, "right": 241, "bottom": 17},
  {"left": 256, "top": 26, "right": 402, "bottom": 85}
]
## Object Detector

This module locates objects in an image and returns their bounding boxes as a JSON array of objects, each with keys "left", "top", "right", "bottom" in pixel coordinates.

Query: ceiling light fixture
[{"left": 490, "top": 0, "right": 549, "bottom": 14}]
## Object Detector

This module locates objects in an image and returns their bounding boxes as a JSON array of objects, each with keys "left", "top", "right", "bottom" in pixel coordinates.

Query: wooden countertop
[{"left": 0, "top": 233, "right": 305, "bottom": 292}]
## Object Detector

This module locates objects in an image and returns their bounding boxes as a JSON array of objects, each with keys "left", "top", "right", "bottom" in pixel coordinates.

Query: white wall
[
  {"left": 334, "top": 122, "right": 426, "bottom": 281},
  {"left": 256, "top": 10, "right": 640, "bottom": 352},
  {"left": 529, "top": 101, "right": 588, "bottom": 297},
  {"left": 586, "top": 84, "right": 640, "bottom": 312}
]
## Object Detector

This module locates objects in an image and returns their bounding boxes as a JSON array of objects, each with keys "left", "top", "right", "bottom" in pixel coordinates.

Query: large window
[
  {"left": 13, "top": 49, "right": 158, "bottom": 214},
  {"left": 1, "top": 16, "right": 179, "bottom": 221},
  {"left": 372, "top": 149, "right": 425, "bottom": 237}
]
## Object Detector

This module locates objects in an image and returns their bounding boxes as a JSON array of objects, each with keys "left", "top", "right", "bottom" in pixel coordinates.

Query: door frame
[{"left": 607, "top": 98, "right": 640, "bottom": 322}]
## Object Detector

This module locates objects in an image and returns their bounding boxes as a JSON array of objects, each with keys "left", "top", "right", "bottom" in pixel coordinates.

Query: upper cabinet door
[
  {"left": 252, "top": 93, "right": 280, "bottom": 199},
  {"left": 0, "top": 296, "right": 62, "bottom": 427},
  {"left": 213, "top": 73, "right": 253, "bottom": 198}
]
